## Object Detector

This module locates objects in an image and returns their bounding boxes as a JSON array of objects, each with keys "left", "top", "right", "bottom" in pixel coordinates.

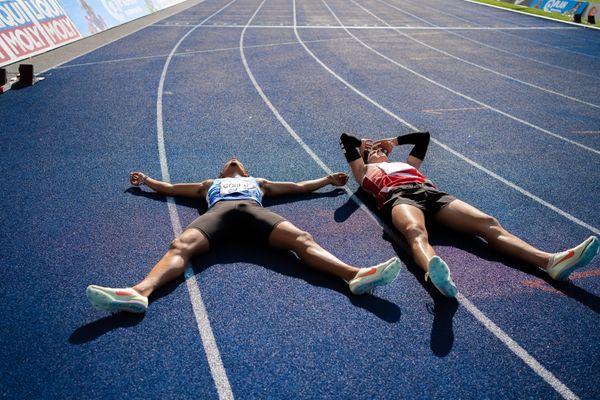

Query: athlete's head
[{"left": 219, "top": 157, "right": 249, "bottom": 178}]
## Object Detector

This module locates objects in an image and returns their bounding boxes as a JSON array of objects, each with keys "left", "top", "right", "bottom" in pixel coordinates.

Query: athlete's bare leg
[
  {"left": 434, "top": 200, "right": 552, "bottom": 268},
  {"left": 268, "top": 221, "right": 360, "bottom": 282},
  {"left": 390, "top": 203, "right": 436, "bottom": 272},
  {"left": 133, "top": 228, "right": 210, "bottom": 297}
]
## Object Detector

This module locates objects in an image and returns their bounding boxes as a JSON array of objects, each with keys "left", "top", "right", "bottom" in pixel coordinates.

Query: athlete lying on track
[
  {"left": 86, "top": 158, "right": 401, "bottom": 313},
  {"left": 339, "top": 131, "right": 599, "bottom": 297}
]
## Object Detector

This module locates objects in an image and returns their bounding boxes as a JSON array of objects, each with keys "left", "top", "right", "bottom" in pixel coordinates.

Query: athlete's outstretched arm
[
  {"left": 258, "top": 173, "right": 348, "bottom": 197},
  {"left": 373, "top": 131, "right": 430, "bottom": 169},
  {"left": 339, "top": 132, "right": 369, "bottom": 184},
  {"left": 130, "top": 171, "right": 212, "bottom": 198}
]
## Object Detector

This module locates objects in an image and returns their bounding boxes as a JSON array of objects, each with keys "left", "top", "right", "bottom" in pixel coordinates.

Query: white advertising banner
[
  {"left": 1, "top": 0, "right": 188, "bottom": 67},
  {"left": 0, "top": 0, "right": 83, "bottom": 66}
]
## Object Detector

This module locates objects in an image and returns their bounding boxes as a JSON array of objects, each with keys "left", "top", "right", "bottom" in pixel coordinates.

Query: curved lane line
[
  {"left": 320, "top": 0, "right": 600, "bottom": 155},
  {"left": 406, "top": 0, "right": 600, "bottom": 81},
  {"left": 276, "top": 0, "right": 600, "bottom": 235},
  {"left": 361, "top": 0, "right": 600, "bottom": 108},
  {"left": 301, "top": 0, "right": 600, "bottom": 235},
  {"left": 156, "top": 1, "right": 238, "bottom": 399},
  {"left": 240, "top": 0, "right": 404, "bottom": 246},
  {"left": 241, "top": 1, "right": 583, "bottom": 399}
]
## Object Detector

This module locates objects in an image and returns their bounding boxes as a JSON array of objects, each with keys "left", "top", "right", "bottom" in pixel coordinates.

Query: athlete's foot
[
  {"left": 348, "top": 257, "right": 402, "bottom": 295},
  {"left": 86, "top": 285, "right": 148, "bottom": 314},
  {"left": 425, "top": 256, "right": 458, "bottom": 298},
  {"left": 546, "top": 236, "right": 599, "bottom": 281}
]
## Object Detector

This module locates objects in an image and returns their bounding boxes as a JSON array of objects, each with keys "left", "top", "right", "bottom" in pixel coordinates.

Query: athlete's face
[
  {"left": 366, "top": 148, "right": 388, "bottom": 164},
  {"left": 220, "top": 157, "right": 249, "bottom": 178}
]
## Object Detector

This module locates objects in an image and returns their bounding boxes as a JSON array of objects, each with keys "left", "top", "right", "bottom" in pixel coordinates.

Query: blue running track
[{"left": 1, "top": 0, "right": 599, "bottom": 398}]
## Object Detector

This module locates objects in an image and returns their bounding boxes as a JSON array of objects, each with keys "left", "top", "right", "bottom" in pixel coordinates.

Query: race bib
[
  {"left": 220, "top": 179, "right": 257, "bottom": 196},
  {"left": 378, "top": 162, "right": 414, "bottom": 175}
]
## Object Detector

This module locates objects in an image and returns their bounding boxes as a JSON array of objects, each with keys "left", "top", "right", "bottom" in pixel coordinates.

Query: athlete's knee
[
  {"left": 480, "top": 215, "right": 503, "bottom": 234},
  {"left": 294, "top": 230, "right": 316, "bottom": 249},
  {"left": 402, "top": 222, "right": 429, "bottom": 244},
  {"left": 169, "top": 230, "right": 208, "bottom": 256},
  {"left": 169, "top": 237, "right": 189, "bottom": 255}
]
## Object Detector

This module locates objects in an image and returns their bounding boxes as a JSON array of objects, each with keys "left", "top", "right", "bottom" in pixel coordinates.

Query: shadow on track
[
  {"left": 69, "top": 313, "right": 146, "bottom": 344},
  {"left": 68, "top": 280, "right": 183, "bottom": 345},
  {"left": 70, "top": 188, "right": 402, "bottom": 343},
  {"left": 188, "top": 241, "right": 401, "bottom": 323},
  {"left": 335, "top": 188, "right": 600, "bottom": 357},
  {"left": 336, "top": 190, "right": 459, "bottom": 357}
]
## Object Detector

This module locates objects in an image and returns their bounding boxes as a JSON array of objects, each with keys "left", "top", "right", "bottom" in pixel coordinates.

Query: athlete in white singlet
[{"left": 85, "top": 157, "right": 402, "bottom": 314}]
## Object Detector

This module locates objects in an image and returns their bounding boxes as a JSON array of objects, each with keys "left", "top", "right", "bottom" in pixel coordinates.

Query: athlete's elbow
[{"left": 162, "top": 184, "right": 176, "bottom": 196}]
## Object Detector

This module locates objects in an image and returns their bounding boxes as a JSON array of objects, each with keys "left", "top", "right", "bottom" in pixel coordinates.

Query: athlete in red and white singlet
[{"left": 339, "top": 131, "right": 599, "bottom": 298}]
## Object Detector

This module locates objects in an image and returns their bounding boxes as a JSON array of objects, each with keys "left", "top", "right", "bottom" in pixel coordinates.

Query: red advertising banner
[{"left": 0, "top": 0, "right": 82, "bottom": 66}]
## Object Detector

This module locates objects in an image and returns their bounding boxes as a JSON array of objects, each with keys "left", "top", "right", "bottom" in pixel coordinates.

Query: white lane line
[
  {"left": 422, "top": 106, "right": 486, "bottom": 114},
  {"left": 367, "top": 0, "right": 600, "bottom": 106},
  {"left": 464, "top": 0, "right": 600, "bottom": 32},
  {"left": 241, "top": 0, "right": 403, "bottom": 256},
  {"left": 458, "top": 294, "right": 580, "bottom": 400},
  {"left": 316, "top": 0, "right": 600, "bottom": 156},
  {"left": 293, "top": 0, "right": 600, "bottom": 235},
  {"left": 412, "top": 0, "right": 600, "bottom": 81},
  {"left": 350, "top": 0, "right": 600, "bottom": 148},
  {"left": 156, "top": 23, "right": 578, "bottom": 29},
  {"left": 156, "top": 1, "right": 238, "bottom": 399},
  {"left": 56, "top": 33, "right": 399, "bottom": 70},
  {"left": 294, "top": 0, "right": 579, "bottom": 400},
  {"left": 462, "top": 0, "right": 600, "bottom": 58}
]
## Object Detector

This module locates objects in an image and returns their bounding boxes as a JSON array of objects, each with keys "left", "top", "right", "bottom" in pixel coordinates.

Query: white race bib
[
  {"left": 378, "top": 162, "right": 414, "bottom": 175},
  {"left": 219, "top": 179, "right": 257, "bottom": 196}
]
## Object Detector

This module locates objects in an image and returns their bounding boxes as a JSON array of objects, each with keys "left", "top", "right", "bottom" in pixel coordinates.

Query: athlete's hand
[
  {"left": 328, "top": 172, "right": 349, "bottom": 186},
  {"left": 373, "top": 139, "right": 393, "bottom": 155},
  {"left": 129, "top": 171, "right": 146, "bottom": 186},
  {"left": 359, "top": 139, "right": 373, "bottom": 158}
]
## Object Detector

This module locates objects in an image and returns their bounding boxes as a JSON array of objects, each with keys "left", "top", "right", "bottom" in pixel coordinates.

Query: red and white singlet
[{"left": 361, "top": 162, "right": 429, "bottom": 208}]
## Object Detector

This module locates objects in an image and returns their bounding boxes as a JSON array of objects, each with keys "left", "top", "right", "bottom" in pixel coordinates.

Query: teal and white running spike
[
  {"left": 425, "top": 256, "right": 458, "bottom": 298},
  {"left": 547, "top": 236, "right": 599, "bottom": 281},
  {"left": 86, "top": 285, "right": 148, "bottom": 314},
  {"left": 349, "top": 257, "right": 402, "bottom": 295}
]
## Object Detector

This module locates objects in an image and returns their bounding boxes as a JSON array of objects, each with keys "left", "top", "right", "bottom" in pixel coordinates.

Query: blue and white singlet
[{"left": 206, "top": 177, "right": 263, "bottom": 208}]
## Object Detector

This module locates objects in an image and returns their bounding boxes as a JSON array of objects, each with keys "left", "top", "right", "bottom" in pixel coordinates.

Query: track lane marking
[
  {"left": 408, "top": 0, "right": 600, "bottom": 81},
  {"left": 340, "top": 0, "right": 600, "bottom": 153},
  {"left": 238, "top": 0, "right": 585, "bottom": 398},
  {"left": 293, "top": 0, "right": 600, "bottom": 235},
  {"left": 156, "top": 1, "right": 239, "bottom": 399},
  {"left": 422, "top": 106, "right": 487, "bottom": 114},
  {"left": 306, "top": 0, "right": 585, "bottom": 397},
  {"left": 364, "top": 0, "right": 600, "bottom": 109}
]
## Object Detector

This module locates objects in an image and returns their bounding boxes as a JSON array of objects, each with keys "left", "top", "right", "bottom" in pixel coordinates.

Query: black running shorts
[
  {"left": 382, "top": 183, "right": 456, "bottom": 217},
  {"left": 187, "top": 200, "right": 287, "bottom": 245}
]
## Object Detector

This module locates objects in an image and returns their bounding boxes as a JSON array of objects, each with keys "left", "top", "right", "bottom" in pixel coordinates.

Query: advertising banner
[
  {"left": 0, "top": 0, "right": 188, "bottom": 66},
  {"left": 530, "top": 0, "right": 588, "bottom": 15},
  {"left": 60, "top": 0, "right": 188, "bottom": 36},
  {"left": 61, "top": 0, "right": 155, "bottom": 36},
  {"left": 0, "top": 0, "right": 82, "bottom": 66}
]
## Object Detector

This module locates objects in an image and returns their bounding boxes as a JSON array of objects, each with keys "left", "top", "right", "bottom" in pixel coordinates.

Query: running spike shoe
[
  {"left": 425, "top": 256, "right": 458, "bottom": 298},
  {"left": 546, "top": 236, "right": 599, "bottom": 281},
  {"left": 348, "top": 257, "right": 402, "bottom": 295},
  {"left": 86, "top": 285, "right": 148, "bottom": 314}
]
